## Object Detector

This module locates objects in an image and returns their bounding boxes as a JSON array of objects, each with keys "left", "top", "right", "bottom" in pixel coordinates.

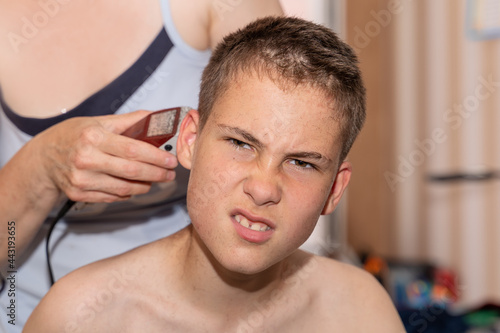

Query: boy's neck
[{"left": 176, "top": 226, "right": 292, "bottom": 311}]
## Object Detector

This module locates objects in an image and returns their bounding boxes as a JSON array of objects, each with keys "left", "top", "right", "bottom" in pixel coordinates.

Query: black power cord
[
  {"left": 44, "top": 107, "right": 186, "bottom": 287},
  {"left": 45, "top": 199, "right": 75, "bottom": 286}
]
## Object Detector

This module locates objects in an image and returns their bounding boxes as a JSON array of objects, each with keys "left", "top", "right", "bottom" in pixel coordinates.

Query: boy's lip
[{"left": 230, "top": 209, "right": 275, "bottom": 244}]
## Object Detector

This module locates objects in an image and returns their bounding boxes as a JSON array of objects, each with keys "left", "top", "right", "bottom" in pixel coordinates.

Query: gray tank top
[{"left": 0, "top": 0, "right": 211, "bottom": 219}]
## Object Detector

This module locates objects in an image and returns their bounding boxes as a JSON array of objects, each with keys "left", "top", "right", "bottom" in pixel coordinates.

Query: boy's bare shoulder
[
  {"left": 24, "top": 231, "right": 187, "bottom": 332},
  {"left": 295, "top": 251, "right": 405, "bottom": 332},
  {"left": 23, "top": 257, "right": 131, "bottom": 331}
]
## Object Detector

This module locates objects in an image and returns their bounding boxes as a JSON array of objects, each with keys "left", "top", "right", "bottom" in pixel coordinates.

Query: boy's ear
[
  {"left": 321, "top": 161, "right": 352, "bottom": 215},
  {"left": 176, "top": 109, "right": 200, "bottom": 170}
]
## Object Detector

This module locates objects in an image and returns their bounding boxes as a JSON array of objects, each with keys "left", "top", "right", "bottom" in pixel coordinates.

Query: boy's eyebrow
[
  {"left": 217, "top": 124, "right": 264, "bottom": 149},
  {"left": 287, "top": 151, "right": 331, "bottom": 163},
  {"left": 217, "top": 124, "right": 333, "bottom": 164}
]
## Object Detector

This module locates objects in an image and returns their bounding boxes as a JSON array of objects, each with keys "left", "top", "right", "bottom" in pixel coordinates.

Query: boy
[{"left": 24, "top": 16, "right": 404, "bottom": 332}]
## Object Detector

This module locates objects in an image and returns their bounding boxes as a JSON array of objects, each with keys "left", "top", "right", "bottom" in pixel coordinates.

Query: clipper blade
[{"left": 121, "top": 106, "right": 192, "bottom": 155}]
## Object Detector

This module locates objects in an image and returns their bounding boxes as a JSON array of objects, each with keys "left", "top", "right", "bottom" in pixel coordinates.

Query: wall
[{"left": 345, "top": 0, "right": 500, "bottom": 308}]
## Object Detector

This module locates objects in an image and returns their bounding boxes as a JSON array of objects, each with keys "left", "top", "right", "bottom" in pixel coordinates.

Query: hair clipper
[
  {"left": 46, "top": 106, "right": 192, "bottom": 284},
  {"left": 121, "top": 106, "right": 191, "bottom": 154},
  {"left": 62, "top": 106, "right": 192, "bottom": 216}
]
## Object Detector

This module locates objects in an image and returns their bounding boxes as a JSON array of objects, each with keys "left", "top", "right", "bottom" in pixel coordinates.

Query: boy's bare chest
[{"left": 109, "top": 288, "right": 337, "bottom": 333}]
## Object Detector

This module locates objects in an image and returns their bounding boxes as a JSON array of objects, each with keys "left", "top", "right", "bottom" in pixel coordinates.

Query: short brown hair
[{"left": 198, "top": 16, "right": 366, "bottom": 162}]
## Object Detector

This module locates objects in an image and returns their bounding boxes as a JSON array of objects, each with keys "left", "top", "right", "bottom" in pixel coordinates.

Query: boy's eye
[
  {"left": 229, "top": 138, "right": 251, "bottom": 150},
  {"left": 290, "top": 159, "right": 314, "bottom": 169}
]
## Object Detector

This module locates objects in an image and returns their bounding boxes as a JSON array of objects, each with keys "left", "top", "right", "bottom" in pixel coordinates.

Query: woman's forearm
[{"left": 0, "top": 137, "right": 61, "bottom": 273}]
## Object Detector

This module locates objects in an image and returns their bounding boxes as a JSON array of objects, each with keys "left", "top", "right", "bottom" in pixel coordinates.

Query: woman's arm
[{"left": 0, "top": 110, "right": 177, "bottom": 272}]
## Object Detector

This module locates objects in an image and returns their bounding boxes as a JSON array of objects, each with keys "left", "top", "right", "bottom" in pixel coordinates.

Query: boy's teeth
[
  {"left": 235, "top": 215, "right": 270, "bottom": 232},
  {"left": 240, "top": 217, "right": 250, "bottom": 228},
  {"left": 251, "top": 223, "right": 261, "bottom": 231}
]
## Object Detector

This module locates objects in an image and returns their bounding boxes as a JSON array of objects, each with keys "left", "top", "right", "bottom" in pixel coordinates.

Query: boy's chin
[
  {"left": 210, "top": 249, "right": 286, "bottom": 280},
  {"left": 223, "top": 262, "right": 272, "bottom": 276}
]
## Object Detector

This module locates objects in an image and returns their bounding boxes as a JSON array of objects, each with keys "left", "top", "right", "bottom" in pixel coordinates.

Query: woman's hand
[
  {"left": 0, "top": 110, "right": 177, "bottom": 270},
  {"left": 37, "top": 110, "right": 178, "bottom": 203}
]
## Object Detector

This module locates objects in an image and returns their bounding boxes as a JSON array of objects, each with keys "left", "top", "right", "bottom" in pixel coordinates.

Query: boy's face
[{"left": 177, "top": 73, "right": 351, "bottom": 275}]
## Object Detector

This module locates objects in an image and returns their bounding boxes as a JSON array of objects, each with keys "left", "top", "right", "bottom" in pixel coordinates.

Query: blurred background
[{"left": 284, "top": 0, "right": 500, "bottom": 331}]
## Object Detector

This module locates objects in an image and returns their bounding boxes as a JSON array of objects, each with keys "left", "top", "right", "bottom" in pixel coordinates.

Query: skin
[
  {"left": 24, "top": 73, "right": 405, "bottom": 332},
  {"left": 0, "top": 0, "right": 283, "bottom": 272}
]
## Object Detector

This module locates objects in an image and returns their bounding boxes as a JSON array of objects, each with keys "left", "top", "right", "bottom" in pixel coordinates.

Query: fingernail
[
  {"left": 166, "top": 157, "right": 178, "bottom": 168},
  {"left": 166, "top": 170, "right": 176, "bottom": 181}
]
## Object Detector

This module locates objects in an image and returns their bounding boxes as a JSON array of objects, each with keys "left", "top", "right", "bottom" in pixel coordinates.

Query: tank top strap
[{"left": 159, "top": 0, "right": 211, "bottom": 62}]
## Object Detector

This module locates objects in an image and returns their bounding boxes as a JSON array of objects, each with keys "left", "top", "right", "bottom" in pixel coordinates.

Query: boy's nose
[{"left": 242, "top": 164, "right": 282, "bottom": 206}]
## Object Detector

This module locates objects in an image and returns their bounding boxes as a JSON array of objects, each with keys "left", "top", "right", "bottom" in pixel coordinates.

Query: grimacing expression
[{"left": 177, "top": 73, "right": 351, "bottom": 275}]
